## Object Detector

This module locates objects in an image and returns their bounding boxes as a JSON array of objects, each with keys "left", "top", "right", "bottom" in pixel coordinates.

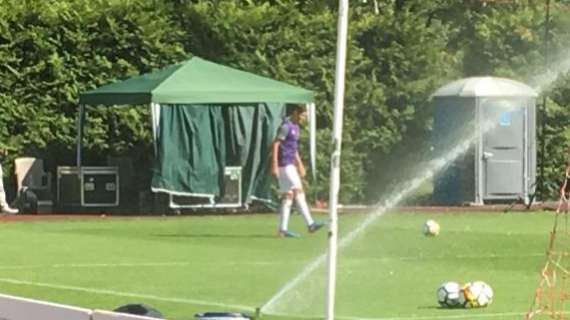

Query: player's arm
[
  {"left": 272, "top": 124, "right": 289, "bottom": 177},
  {"left": 271, "top": 139, "right": 280, "bottom": 177},
  {"left": 295, "top": 151, "right": 305, "bottom": 178}
]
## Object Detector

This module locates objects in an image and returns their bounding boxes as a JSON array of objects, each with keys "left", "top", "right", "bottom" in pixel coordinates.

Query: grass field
[{"left": 0, "top": 210, "right": 561, "bottom": 319}]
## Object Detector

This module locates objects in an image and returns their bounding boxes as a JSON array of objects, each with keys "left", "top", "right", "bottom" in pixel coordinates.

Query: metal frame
[{"left": 168, "top": 166, "right": 242, "bottom": 209}]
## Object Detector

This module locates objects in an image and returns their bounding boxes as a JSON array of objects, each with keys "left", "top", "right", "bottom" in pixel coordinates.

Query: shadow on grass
[{"left": 417, "top": 305, "right": 440, "bottom": 310}]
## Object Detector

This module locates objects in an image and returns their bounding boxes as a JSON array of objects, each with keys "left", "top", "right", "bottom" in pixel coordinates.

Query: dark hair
[{"left": 286, "top": 103, "right": 306, "bottom": 115}]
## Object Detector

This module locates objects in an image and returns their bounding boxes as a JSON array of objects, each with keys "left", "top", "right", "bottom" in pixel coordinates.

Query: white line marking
[
  {"left": 0, "top": 253, "right": 545, "bottom": 270},
  {"left": 366, "top": 252, "right": 544, "bottom": 262},
  {"left": 268, "top": 310, "right": 529, "bottom": 320},
  {"left": 0, "top": 262, "right": 193, "bottom": 270},
  {"left": 0, "top": 261, "right": 279, "bottom": 270},
  {"left": 337, "top": 312, "right": 527, "bottom": 320},
  {"left": 0, "top": 278, "right": 253, "bottom": 311},
  {"left": 0, "top": 252, "right": 543, "bottom": 271}
]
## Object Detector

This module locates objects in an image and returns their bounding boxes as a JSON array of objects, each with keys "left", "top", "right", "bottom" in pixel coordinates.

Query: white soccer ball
[
  {"left": 437, "top": 281, "right": 462, "bottom": 308},
  {"left": 423, "top": 219, "right": 440, "bottom": 236},
  {"left": 459, "top": 281, "right": 494, "bottom": 308}
]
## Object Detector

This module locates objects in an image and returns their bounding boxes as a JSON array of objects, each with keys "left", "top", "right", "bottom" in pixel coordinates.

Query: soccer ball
[
  {"left": 437, "top": 281, "right": 462, "bottom": 308},
  {"left": 459, "top": 281, "right": 494, "bottom": 308},
  {"left": 423, "top": 219, "right": 440, "bottom": 236}
]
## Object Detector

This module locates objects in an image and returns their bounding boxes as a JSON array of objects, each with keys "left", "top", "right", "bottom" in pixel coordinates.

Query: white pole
[
  {"left": 150, "top": 102, "right": 161, "bottom": 155},
  {"left": 326, "top": 1, "right": 349, "bottom": 320},
  {"left": 308, "top": 103, "right": 317, "bottom": 180}
]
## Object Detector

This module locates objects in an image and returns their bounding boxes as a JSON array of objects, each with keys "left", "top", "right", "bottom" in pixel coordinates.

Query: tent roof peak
[{"left": 79, "top": 57, "right": 314, "bottom": 106}]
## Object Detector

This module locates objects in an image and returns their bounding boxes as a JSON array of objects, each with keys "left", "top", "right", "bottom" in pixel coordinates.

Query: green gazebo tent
[{"left": 77, "top": 57, "right": 316, "bottom": 207}]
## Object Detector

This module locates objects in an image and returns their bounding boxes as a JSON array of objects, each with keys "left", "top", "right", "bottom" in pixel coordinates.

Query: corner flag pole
[{"left": 326, "top": 1, "right": 349, "bottom": 320}]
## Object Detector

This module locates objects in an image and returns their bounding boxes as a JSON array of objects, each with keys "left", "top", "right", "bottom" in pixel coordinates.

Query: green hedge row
[{"left": 1, "top": 0, "right": 569, "bottom": 203}]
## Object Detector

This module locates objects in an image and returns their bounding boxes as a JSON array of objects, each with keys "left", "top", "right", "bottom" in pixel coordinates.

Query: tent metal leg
[{"left": 76, "top": 104, "right": 85, "bottom": 168}]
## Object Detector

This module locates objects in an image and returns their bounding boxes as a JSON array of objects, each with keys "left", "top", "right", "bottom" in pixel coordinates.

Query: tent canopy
[
  {"left": 77, "top": 57, "right": 317, "bottom": 205},
  {"left": 79, "top": 57, "right": 315, "bottom": 105}
]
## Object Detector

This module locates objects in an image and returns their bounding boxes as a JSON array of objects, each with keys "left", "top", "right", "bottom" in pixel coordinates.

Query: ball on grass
[
  {"left": 437, "top": 281, "right": 462, "bottom": 308},
  {"left": 423, "top": 219, "right": 440, "bottom": 236},
  {"left": 460, "top": 281, "right": 494, "bottom": 308}
]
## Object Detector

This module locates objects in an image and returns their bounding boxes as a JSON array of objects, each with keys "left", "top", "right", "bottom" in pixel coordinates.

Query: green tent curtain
[{"left": 151, "top": 103, "right": 285, "bottom": 202}]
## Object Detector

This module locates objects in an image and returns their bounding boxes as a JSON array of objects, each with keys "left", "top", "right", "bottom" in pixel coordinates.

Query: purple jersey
[{"left": 276, "top": 119, "right": 300, "bottom": 167}]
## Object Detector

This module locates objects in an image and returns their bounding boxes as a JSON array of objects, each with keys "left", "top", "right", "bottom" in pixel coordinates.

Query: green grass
[{"left": 0, "top": 211, "right": 560, "bottom": 319}]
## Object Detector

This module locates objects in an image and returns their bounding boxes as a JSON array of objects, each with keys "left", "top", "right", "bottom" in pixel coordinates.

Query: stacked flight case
[{"left": 57, "top": 166, "right": 119, "bottom": 211}]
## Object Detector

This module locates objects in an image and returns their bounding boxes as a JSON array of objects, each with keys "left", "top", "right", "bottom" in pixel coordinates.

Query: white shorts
[{"left": 278, "top": 165, "right": 303, "bottom": 193}]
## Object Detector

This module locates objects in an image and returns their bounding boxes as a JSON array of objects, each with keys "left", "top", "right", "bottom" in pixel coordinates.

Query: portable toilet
[{"left": 431, "top": 76, "right": 538, "bottom": 205}]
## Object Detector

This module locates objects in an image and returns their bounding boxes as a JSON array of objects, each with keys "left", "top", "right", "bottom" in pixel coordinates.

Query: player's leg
[
  {"left": 295, "top": 190, "right": 324, "bottom": 233},
  {"left": 285, "top": 166, "right": 324, "bottom": 233},
  {"left": 277, "top": 166, "right": 299, "bottom": 237},
  {"left": 292, "top": 188, "right": 314, "bottom": 226},
  {"left": 278, "top": 192, "right": 295, "bottom": 237}
]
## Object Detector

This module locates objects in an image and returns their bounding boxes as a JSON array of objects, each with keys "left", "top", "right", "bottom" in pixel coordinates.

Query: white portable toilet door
[{"left": 481, "top": 98, "right": 526, "bottom": 199}]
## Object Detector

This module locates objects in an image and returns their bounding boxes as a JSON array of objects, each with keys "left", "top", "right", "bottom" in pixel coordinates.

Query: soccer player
[{"left": 271, "top": 104, "right": 323, "bottom": 238}]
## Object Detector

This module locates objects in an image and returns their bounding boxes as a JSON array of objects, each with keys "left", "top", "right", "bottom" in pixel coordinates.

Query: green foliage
[
  {"left": 0, "top": 0, "right": 185, "bottom": 175},
  {"left": 1, "top": 0, "right": 569, "bottom": 203},
  {"left": 353, "top": 4, "right": 460, "bottom": 198}
]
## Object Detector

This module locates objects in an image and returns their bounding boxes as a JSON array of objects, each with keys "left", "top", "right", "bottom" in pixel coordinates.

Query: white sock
[
  {"left": 295, "top": 192, "right": 314, "bottom": 226},
  {"left": 279, "top": 198, "right": 293, "bottom": 232}
]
